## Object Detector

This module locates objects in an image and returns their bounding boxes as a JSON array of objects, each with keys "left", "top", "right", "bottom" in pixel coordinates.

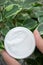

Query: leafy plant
[{"left": 0, "top": 0, "right": 43, "bottom": 65}]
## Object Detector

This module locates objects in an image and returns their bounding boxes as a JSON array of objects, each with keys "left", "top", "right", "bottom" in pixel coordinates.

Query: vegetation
[{"left": 0, "top": 0, "right": 43, "bottom": 65}]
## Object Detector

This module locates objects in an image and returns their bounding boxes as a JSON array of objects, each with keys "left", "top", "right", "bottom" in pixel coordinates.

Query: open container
[{"left": 4, "top": 27, "right": 36, "bottom": 59}]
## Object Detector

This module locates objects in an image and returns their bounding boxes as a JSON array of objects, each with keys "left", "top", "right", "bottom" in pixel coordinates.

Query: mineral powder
[{"left": 4, "top": 27, "right": 36, "bottom": 59}]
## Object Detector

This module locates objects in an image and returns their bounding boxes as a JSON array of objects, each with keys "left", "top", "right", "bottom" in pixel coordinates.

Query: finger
[
  {"left": 34, "top": 30, "right": 43, "bottom": 53},
  {"left": 2, "top": 50, "right": 21, "bottom": 65}
]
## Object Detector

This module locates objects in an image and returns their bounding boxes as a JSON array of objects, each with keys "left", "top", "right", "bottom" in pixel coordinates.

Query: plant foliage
[{"left": 0, "top": 0, "right": 43, "bottom": 65}]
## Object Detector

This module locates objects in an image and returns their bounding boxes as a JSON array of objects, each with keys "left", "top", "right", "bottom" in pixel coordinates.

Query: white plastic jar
[{"left": 4, "top": 27, "right": 36, "bottom": 59}]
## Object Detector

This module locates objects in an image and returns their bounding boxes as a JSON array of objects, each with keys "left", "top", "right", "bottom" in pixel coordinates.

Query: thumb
[
  {"left": 34, "top": 30, "right": 43, "bottom": 53},
  {"left": 1, "top": 50, "right": 21, "bottom": 65}
]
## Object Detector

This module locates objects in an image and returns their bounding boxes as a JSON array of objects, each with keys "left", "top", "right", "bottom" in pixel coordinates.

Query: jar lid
[{"left": 4, "top": 27, "right": 35, "bottom": 59}]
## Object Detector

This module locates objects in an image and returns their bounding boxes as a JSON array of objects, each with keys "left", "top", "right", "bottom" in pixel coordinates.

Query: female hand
[
  {"left": 0, "top": 50, "right": 21, "bottom": 65},
  {"left": 34, "top": 30, "right": 43, "bottom": 53},
  {"left": 0, "top": 30, "right": 43, "bottom": 65}
]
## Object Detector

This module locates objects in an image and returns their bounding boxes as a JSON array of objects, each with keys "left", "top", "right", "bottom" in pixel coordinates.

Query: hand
[
  {"left": 0, "top": 30, "right": 43, "bottom": 65},
  {"left": 34, "top": 30, "right": 43, "bottom": 53},
  {"left": 0, "top": 50, "right": 21, "bottom": 65}
]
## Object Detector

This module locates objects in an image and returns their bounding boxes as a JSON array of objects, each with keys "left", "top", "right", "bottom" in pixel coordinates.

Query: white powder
[{"left": 4, "top": 27, "right": 36, "bottom": 59}]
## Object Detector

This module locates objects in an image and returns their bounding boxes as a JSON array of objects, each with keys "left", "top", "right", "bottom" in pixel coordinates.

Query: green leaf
[
  {"left": 10, "top": 0, "right": 39, "bottom": 9},
  {"left": 5, "top": 4, "right": 14, "bottom": 11},
  {"left": 37, "top": 23, "right": 43, "bottom": 35},
  {"left": 16, "top": 12, "right": 30, "bottom": 21},
  {"left": 5, "top": 4, "right": 22, "bottom": 18},
  {"left": 33, "top": 7, "right": 43, "bottom": 17},
  {"left": 38, "top": 16, "right": 43, "bottom": 23},
  {"left": 11, "top": 0, "right": 39, "bottom": 4},
  {"left": 0, "top": 41, "right": 4, "bottom": 50},
  {"left": 22, "top": 0, "right": 39, "bottom": 9},
  {"left": 0, "top": 0, "right": 8, "bottom": 5},
  {"left": 1, "top": 26, "right": 9, "bottom": 36},
  {"left": 5, "top": 19, "right": 15, "bottom": 29},
  {"left": 32, "top": 2, "right": 43, "bottom": 7},
  {"left": 23, "top": 18, "right": 37, "bottom": 30},
  {"left": 0, "top": 13, "right": 2, "bottom": 22}
]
